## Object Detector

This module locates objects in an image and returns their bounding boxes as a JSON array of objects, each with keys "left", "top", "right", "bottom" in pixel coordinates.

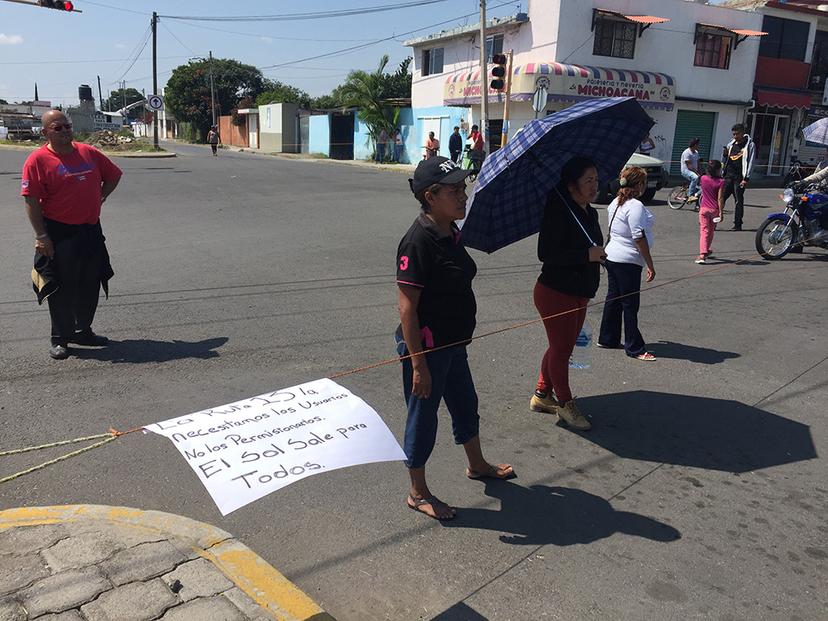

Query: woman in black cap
[{"left": 395, "top": 156, "right": 514, "bottom": 521}]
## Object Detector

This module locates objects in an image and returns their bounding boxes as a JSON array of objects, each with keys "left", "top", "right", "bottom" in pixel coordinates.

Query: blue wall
[
  {"left": 410, "top": 105, "right": 468, "bottom": 163},
  {"left": 308, "top": 115, "right": 330, "bottom": 156},
  {"left": 353, "top": 108, "right": 416, "bottom": 164}
]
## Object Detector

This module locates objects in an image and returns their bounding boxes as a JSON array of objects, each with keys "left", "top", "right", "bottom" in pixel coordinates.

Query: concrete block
[
  {"left": 20, "top": 567, "right": 110, "bottom": 618},
  {"left": 80, "top": 579, "right": 177, "bottom": 621},
  {"left": 160, "top": 596, "right": 245, "bottom": 621},
  {"left": 101, "top": 541, "right": 186, "bottom": 586},
  {"left": 0, "top": 598, "right": 25, "bottom": 621},
  {"left": 31, "top": 611, "right": 84, "bottom": 621},
  {"left": 41, "top": 532, "right": 122, "bottom": 572},
  {"left": 0, "top": 553, "right": 49, "bottom": 596},
  {"left": 0, "top": 525, "right": 67, "bottom": 556},
  {"left": 222, "top": 587, "right": 274, "bottom": 620},
  {"left": 161, "top": 558, "right": 232, "bottom": 602}
]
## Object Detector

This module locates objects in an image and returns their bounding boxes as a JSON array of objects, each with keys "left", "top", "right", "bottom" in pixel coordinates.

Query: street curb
[
  {"left": 225, "top": 145, "right": 415, "bottom": 174},
  {"left": 0, "top": 144, "right": 175, "bottom": 158},
  {"left": 0, "top": 505, "right": 334, "bottom": 621}
]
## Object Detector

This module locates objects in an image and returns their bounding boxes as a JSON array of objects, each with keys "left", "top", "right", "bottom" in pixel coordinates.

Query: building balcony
[{"left": 755, "top": 56, "right": 811, "bottom": 90}]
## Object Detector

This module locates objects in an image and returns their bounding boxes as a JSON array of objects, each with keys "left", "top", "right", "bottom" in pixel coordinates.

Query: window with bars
[
  {"left": 694, "top": 31, "right": 732, "bottom": 70},
  {"left": 486, "top": 34, "right": 504, "bottom": 62},
  {"left": 593, "top": 18, "right": 636, "bottom": 59},
  {"left": 421, "top": 47, "right": 444, "bottom": 76}
]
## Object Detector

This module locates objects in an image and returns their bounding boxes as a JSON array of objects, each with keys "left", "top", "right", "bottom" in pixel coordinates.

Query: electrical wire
[
  {"left": 168, "top": 18, "right": 381, "bottom": 43},
  {"left": 160, "top": 21, "right": 198, "bottom": 56},
  {"left": 160, "top": 0, "right": 452, "bottom": 23},
  {"left": 113, "top": 27, "right": 152, "bottom": 85}
]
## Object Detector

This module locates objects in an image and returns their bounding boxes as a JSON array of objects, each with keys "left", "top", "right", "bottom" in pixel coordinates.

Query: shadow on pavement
[
  {"left": 71, "top": 337, "right": 228, "bottom": 363},
  {"left": 431, "top": 602, "right": 490, "bottom": 620},
  {"left": 577, "top": 391, "right": 817, "bottom": 472},
  {"left": 649, "top": 340, "right": 740, "bottom": 364},
  {"left": 444, "top": 482, "right": 681, "bottom": 546}
]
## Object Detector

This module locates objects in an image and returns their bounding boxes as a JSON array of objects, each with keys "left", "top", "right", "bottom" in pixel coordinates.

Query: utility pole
[
  {"left": 501, "top": 50, "right": 513, "bottom": 149},
  {"left": 97, "top": 75, "right": 103, "bottom": 111},
  {"left": 209, "top": 51, "right": 216, "bottom": 126},
  {"left": 152, "top": 11, "right": 159, "bottom": 149},
  {"left": 479, "top": 0, "right": 489, "bottom": 154},
  {"left": 121, "top": 80, "right": 127, "bottom": 124}
]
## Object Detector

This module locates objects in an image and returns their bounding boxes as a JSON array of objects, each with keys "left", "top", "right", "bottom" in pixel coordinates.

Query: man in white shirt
[{"left": 681, "top": 138, "right": 701, "bottom": 202}]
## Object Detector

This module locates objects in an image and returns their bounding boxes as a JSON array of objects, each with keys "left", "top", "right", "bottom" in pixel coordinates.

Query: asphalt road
[{"left": 1, "top": 143, "right": 826, "bottom": 621}]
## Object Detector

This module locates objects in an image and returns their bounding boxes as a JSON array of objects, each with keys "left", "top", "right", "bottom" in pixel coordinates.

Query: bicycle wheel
[{"left": 668, "top": 186, "right": 688, "bottom": 210}]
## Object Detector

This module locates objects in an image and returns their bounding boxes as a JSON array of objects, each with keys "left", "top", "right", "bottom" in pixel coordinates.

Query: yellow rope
[
  {"left": 0, "top": 433, "right": 113, "bottom": 457},
  {"left": 0, "top": 435, "right": 119, "bottom": 485}
]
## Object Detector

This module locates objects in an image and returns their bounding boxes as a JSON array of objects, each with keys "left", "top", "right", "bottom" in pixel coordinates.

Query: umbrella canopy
[
  {"left": 802, "top": 117, "right": 828, "bottom": 147},
  {"left": 461, "top": 97, "right": 654, "bottom": 253}
]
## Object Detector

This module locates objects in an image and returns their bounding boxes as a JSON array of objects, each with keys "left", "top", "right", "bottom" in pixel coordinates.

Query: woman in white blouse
[{"left": 597, "top": 166, "right": 657, "bottom": 361}]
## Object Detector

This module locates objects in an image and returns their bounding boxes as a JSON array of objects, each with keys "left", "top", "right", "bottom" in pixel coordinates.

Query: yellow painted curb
[{"left": 0, "top": 505, "right": 334, "bottom": 621}]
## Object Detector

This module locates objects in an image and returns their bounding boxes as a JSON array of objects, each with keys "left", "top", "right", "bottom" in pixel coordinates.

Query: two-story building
[
  {"left": 405, "top": 0, "right": 765, "bottom": 174},
  {"left": 724, "top": 0, "right": 828, "bottom": 177}
]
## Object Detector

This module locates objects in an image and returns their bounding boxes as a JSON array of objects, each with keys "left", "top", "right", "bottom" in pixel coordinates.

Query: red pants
[
  {"left": 699, "top": 209, "right": 717, "bottom": 255},
  {"left": 533, "top": 281, "right": 588, "bottom": 404}
]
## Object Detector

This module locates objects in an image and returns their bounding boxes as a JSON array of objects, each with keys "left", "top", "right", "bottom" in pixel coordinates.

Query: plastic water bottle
[{"left": 569, "top": 321, "right": 592, "bottom": 370}]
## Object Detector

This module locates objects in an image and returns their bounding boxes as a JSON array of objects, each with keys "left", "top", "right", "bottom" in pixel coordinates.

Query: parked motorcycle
[{"left": 755, "top": 186, "right": 828, "bottom": 259}]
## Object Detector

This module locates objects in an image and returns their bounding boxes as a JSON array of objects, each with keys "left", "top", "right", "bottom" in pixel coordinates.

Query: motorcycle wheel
[
  {"left": 755, "top": 219, "right": 798, "bottom": 260},
  {"left": 667, "top": 186, "right": 687, "bottom": 210}
]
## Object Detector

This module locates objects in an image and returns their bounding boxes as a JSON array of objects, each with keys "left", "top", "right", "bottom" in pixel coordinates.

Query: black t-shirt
[
  {"left": 396, "top": 214, "right": 477, "bottom": 348},
  {"left": 724, "top": 139, "right": 746, "bottom": 180},
  {"left": 537, "top": 189, "right": 603, "bottom": 299}
]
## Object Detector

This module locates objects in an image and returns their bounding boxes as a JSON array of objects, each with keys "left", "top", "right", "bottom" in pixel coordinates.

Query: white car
[{"left": 598, "top": 152, "right": 667, "bottom": 204}]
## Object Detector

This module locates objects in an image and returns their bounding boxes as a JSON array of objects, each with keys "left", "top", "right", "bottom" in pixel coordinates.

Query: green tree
[
  {"left": 255, "top": 80, "right": 311, "bottom": 108},
  {"left": 0, "top": 98, "right": 8, "bottom": 105},
  {"left": 104, "top": 87, "right": 144, "bottom": 119},
  {"left": 381, "top": 56, "right": 412, "bottom": 100},
  {"left": 165, "top": 57, "right": 266, "bottom": 140},
  {"left": 337, "top": 54, "right": 407, "bottom": 155}
]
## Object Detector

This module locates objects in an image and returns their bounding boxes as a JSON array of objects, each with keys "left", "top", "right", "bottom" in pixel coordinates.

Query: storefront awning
[
  {"left": 443, "top": 62, "right": 675, "bottom": 110},
  {"left": 755, "top": 89, "right": 812, "bottom": 110},
  {"left": 594, "top": 9, "right": 670, "bottom": 28}
]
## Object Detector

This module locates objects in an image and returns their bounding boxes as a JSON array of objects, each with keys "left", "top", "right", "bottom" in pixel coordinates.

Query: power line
[
  {"left": 79, "top": 0, "right": 150, "bottom": 16},
  {"left": 0, "top": 55, "right": 190, "bottom": 66},
  {"left": 160, "top": 0, "right": 451, "bottom": 23},
  {"left": 160, "top": 21, "right": 197, "bottom": 56},
  {"left": 113, "top": 27, "right": 152, "bottom": 84},
  {"left": 169, "top": 18, "right": 381, "bottom": 43}
]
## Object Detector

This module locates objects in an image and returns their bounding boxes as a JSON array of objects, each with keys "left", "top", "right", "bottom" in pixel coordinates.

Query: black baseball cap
[{"left": 409, "top": 156, "right": 472, "bottom": 193}]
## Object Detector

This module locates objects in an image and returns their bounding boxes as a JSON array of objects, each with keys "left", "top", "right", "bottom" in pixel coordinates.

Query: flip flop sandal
[
  {"left": 596, "top": 343, "right": 621, "bottom": 349},
  {"left": 634, "top": 352, "right": 657, "bottom": 361},
  {"left": 407, "top": 495, "right": 456, "bottom": 521},
  {"left": 466, "top": 464, "right": 516, "bottom": 481}
]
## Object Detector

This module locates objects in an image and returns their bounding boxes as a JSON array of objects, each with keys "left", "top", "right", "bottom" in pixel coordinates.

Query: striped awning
[
  {"left": 443, "top": 61, "right": 675, "bottom": 110},
  {"left": 595, "top": 9, "right": 669, "bottom": 26}
]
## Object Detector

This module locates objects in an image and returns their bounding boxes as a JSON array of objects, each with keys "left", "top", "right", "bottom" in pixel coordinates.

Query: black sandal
[{"left": 407, "top": 495, "right": 456, "bottom": 521}]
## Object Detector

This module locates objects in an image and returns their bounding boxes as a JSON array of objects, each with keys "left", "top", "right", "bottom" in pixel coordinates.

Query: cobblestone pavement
[{"left": 0, "top": 506, "right": 332, "bottom": 621}]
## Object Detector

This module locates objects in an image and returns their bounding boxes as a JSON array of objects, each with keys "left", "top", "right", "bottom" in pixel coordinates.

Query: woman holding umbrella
[
  {"left": 529, "top": 157, "right": 606, "bottom": 430},
  {"left": 396, "top": 156, "right": 514, "bottom": 521}
]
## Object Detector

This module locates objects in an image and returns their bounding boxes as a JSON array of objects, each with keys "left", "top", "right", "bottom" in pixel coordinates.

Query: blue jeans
[
  {"left": 393, "top": 143, "right": 403, "bottom": 162},
  {"left": 682, "top": 170, "right": 700, "bottom": 197},
  {"left": 395, "top": 334, "right": 480, "bottom": 469},
  {"left": 375, "top": 143, "right": 386, "bottom": 162}
]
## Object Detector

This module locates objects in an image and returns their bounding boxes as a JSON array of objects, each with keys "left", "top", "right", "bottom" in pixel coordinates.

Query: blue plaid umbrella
[
  {"left": 462, "top": 97, "right": 654, "bottom": 253},
  {"left": 803, "top": 117, "right": 828, "bottom": 147}
]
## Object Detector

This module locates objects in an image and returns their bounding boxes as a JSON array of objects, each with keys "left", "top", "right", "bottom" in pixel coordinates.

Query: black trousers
[
  {"left": 722, "top": 178, "right": 746, "bottom": 227},
  {"left": 450, "top": 150, "right": 462, "bottom": 164},
  {"left": 598, "top": 260, "right": 645, "bottom": 357},
  {"left": 45, "top": 220, "right": 105, "bottom": 346}
]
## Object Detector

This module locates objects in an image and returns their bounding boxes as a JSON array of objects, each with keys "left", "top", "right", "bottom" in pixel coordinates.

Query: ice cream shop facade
[{"left": 405, "top": 0, "right": 763, "bottom": 169}]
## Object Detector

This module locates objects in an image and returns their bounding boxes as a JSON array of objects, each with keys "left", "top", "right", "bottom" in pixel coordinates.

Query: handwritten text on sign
[{"left": 146, "top": 378, "right": 406, "bottom": 515}]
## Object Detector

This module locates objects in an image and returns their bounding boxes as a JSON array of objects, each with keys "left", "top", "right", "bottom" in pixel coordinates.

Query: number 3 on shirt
[{"left": 399, "top": 256, "right": 409, "bottom": 271}]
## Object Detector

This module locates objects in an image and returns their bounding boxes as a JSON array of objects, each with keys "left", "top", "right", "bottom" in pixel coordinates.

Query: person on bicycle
[
  {"left": 681, "top": 138, "right": 701, "bottom": 203},
  {"left": 467, "top": 125, "right": 485, "bottom": 173}
]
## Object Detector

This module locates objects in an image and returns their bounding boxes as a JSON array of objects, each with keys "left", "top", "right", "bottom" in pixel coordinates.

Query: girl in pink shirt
[{"left": 696, "top": 160, "right": 725, "bottom": 264}]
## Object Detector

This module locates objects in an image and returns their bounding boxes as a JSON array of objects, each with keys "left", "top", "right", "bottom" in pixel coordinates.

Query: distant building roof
[{"left": 402, "top": 12, "right": 528, "bottom": 47}]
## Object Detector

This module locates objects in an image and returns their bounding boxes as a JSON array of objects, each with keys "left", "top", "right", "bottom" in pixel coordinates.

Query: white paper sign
[{"left": 146, "top": 378, "right": 406, "bottom": 515}]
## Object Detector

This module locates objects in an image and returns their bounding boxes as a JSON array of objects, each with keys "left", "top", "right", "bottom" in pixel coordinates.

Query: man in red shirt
[{"left": 21, "top": 110, "right": 122, "bottom": 359}]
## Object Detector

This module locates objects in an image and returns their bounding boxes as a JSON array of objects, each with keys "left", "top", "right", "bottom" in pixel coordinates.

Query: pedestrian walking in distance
[
  {"left": 425, "top": 131, "right": 440, "bottom": 159},
  {"left": 207, "top": 125, "right": 221, "bottom": 156},
  {"left": 721, "top": 123, "right": 755, "bottom": 231},
  {"left": 530, "top": 157, "right": 605, "bottom": 430},
  {"left": 598, "top": 166, "right": 657, "bottom": 361},
  {"left": 695, "top": 160, "right": 725, "bottom": 264},
  {"left": 21, "top": 110, "right": 122, "bottom": 360},
  {"left": 449, "top": 126, "right": 463, "bottom": 164},
  {"left": 396, "top": 156, "right": 514, "bottom": 521}
]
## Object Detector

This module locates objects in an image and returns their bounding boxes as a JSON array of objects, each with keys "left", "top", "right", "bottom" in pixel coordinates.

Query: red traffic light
[
  {"left": 38, "top": 0, "right": 74, "bottom": 10},
  {"left": 492, "top": 53, "right": 508, "bottom": 66}
]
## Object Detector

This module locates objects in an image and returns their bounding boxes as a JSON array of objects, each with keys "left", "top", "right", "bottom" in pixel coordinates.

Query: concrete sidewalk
[{"left": 0, "top": 505, "right": 333, "bottom": 621}]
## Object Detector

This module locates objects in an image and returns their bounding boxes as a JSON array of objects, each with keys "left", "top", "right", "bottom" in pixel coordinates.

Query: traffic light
[
  {"left": 38, "top": 1, "right": 75, "bottom": 10},
  {"left": 490, "top": 53, "right": 508, "bottom": 91}
]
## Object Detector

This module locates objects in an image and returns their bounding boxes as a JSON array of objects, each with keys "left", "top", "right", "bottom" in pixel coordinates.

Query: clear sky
[{"left": 0, "top": 0, "right": 522, "bottom": 106}]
